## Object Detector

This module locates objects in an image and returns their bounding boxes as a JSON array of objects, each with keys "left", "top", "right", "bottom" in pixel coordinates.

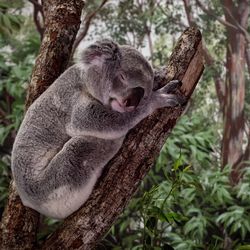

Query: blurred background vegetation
[{"left": 0, "top": 0, "right": 250, "bottom": 249}]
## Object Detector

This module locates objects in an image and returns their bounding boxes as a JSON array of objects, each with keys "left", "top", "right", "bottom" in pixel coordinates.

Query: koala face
[
  {"left": 82, "top": 40, "right": 154, "bottom": 113},
  {"left": 109, "top": 46, "right": 154, "bottom": 113}
]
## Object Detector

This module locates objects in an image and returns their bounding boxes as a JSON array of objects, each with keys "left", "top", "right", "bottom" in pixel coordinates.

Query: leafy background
[{"left": 0, "top": 0, "right": 250, "bottom": 249}]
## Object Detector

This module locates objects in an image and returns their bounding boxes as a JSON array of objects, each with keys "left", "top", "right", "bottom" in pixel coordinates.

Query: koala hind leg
[{"left": 23, "top": 136, "right": 123, "bottom": 219}]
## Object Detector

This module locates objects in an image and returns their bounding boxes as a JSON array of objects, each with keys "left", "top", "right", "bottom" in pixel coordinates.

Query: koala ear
[{"left": 81, "top": 39, "right": 121, "bottom": 67}]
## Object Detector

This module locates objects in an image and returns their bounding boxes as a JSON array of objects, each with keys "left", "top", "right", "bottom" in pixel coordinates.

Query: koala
[{"left": 11, "top": 40, "right": 184, "bottom": 219}]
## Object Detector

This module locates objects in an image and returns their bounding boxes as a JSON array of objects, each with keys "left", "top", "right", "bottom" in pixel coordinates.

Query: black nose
[{"left": 125, "top": 87, "right": 145, "bottom": 107}]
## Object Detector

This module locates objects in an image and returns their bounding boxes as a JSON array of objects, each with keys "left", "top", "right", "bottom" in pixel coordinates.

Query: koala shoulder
[{"left": 52, "top": 64, "right": 86, "bottom": 89}]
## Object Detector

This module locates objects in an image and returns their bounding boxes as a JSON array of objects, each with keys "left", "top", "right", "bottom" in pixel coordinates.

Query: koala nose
[{"left": 124, "top": 87, "right": 144, "bottom": 107}]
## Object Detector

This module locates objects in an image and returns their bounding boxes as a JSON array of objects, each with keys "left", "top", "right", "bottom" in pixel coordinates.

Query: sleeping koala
[{"left": 11, "top": 40, "right": 184, "bottom": 219}]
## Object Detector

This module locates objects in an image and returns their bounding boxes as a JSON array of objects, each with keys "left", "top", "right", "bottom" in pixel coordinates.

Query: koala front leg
[
  {"left": 159, "top": 79, "right": 182, "bottom": 93},
  {"left": 68, "top": 80, "right": 185, "bottom": 140},
  {"left": 150, "top": 80, "right": 186, "bottom": 110}
]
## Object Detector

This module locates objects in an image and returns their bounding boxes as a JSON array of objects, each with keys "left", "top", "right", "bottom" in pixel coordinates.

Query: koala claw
[
  {"left": 176, "top": 95, "right": 187, "bottom": 106},
  {"left": 156, "top": 79, "right": 187, "bottom": 108},
  {"left": 162, "top": 79, "right": 182, "bottom": 93}
]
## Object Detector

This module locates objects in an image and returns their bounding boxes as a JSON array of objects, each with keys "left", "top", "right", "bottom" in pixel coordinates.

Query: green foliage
[
  {"left": 102, "top": 113, "right": 250, "bottom": 249},
  {"left": 104, "top": 162, "right": 250, "bottom": 249},
  {"left": 85, "top": 0, "right": 186, "bottom": 65},
  {"left": 0, "top": 35, "right": 39, "bottom": 145},
  {"left": 0, "top": 156, "right": 11, "bottom": 212},
  {"left": 0, "top": 0, "right": 25, "bottom": 38},
  {"left": 0, "top": 2, "right": 40, "bottom": 211},
  {"left": 157, "top": 114, "right": 215, "bottom": 170},
  {"left": 0, "top": 1, "right": 250, "bottom": 249}
]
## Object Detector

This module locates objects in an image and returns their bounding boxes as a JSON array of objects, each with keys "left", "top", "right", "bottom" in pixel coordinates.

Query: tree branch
[
  {"left": 71, "top": 0, "right": 109, "bottom": 55},
  {"left": 0, "top": 1, "right": 85, "bottom": 249},
  {"left": 222, "top": 2, "right": 250, "bottom": 43},
  {"left": 246, "top": 47, "right": 250, "bottom": 76},
  {"left": 196, "top": 0, "right": 250, "bottom": 43},
  {"left": 25, "top": 0, "right": 85, "bottom": 108},
  {"left": 41, "top": 27, "right": 204, "bottom": 250},
  {"left": 157, "top": 2, "right": 188, "bottom": 30},
  {"left": 183, "top": 0, "right": 196, "bottom": 26},
  {"left": 196, "top": 0, "right": 250, "bottom": 80},
  {"left": 28, "top": 0, "right": 43, "bottom": 11},
  {"left": 195, "top": 0, "right": 239, "bottom": 31},
  {"left": 29, "top": 0, "right": 45, "bottom": 40}
]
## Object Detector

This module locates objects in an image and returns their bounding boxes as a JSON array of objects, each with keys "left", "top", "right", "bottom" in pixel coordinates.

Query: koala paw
[
  {"left": 159, "top": 79, "right": 182, "bottom": 94},
  {"left": 155, "top": 80, "right": 187, "bottom": 108},
  {"left": 163, "top": 94, "right": 186, "bottom": 107},
  {"left": 175, "top": 95, "right": 187, "bottom": 106}
]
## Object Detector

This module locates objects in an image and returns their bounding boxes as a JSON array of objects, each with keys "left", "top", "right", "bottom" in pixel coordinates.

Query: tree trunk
[
  {"left": 186, "top": 0, "right": 250, "bottom": 183},
  {"left": 0, "top": 1, "right": 84, "bottom": 249},
  {"left": 41, "top": 27, "right": 204, "bottom": 250},
  {"left": 221, "top": 0, "right": 249, "bottom": 183}
]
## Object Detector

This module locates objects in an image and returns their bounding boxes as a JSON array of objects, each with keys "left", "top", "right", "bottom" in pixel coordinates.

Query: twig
[
  {"left": 71, "top": 0, "right": 109, "bottom": 55},
  {"left": 195, "top": 0, "right": 239, "bottom": 30},
  {"left": 28, "top": 0, "right": 44, "bottom": 39}
]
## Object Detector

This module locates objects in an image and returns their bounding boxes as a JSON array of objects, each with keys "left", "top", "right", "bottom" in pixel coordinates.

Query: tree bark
[
  {"left": 221, "top": 0, "right": 249, "bottom": 183},
  {"left": 26, "top": 0, "right": 84, "bottom": 109},
  {"left": 0, "top": 1, "right": 84, "bottom": 249},
  {"left": 192, "top": 0, "right": 249, "bottom": 183},
  {"left": 41, "top": 27, "right": 204, "bottom": 250}
]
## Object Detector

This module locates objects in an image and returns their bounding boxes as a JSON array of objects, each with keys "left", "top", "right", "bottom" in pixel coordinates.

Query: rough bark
[
  {"left": 193, "top": 0, "right": 249, "bottom": 183},
  {"left": 25, "top": 0, "right": 84, "bottom": 109},
  {"left": 0, "top": 181, "right": 39, "bottom": 250},
  {"left": 221, "top": 0, "right": 249, "bottom": 183},
  {"left": 41, "top": 27, "right": 204, "bottom": 250},
  {"left": 246, "top": 46, "right": 250, "bottom": 75},
  {"left": 0, "top": 1, "right": 85, "bottom": 249}
]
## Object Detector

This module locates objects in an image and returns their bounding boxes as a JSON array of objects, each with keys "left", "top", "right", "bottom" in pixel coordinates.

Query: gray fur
[{"left": 11, "top": 39, "right": 183, "bottom": 219}]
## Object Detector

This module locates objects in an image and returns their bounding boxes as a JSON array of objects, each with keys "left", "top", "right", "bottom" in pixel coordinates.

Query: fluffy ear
[{"left": 81, "top": 39, "right": 121, "bottom": 67}]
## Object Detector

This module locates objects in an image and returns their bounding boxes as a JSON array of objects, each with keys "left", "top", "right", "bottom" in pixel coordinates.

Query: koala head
[{"left": 81, "top": 39, "right": 154, "bottom": 113}]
